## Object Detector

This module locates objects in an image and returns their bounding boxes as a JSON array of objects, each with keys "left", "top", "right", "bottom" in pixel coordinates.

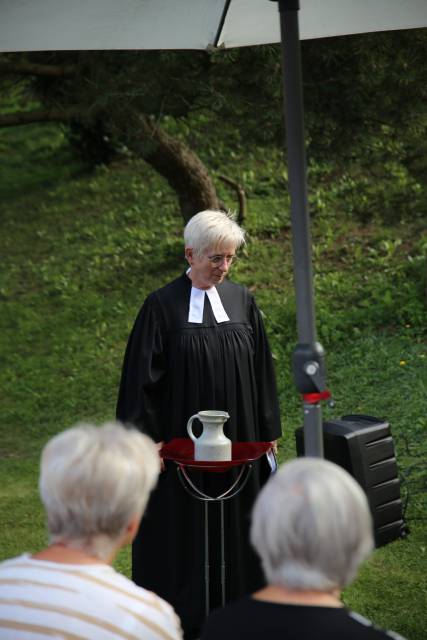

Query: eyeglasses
[{"left": 207, "top": 254, "right": 238, "bottom": 266}]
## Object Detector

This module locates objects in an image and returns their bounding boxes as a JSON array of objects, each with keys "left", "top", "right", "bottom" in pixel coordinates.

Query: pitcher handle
[{"left": 187, "top": 414, "right": 199, "bottom": 442}]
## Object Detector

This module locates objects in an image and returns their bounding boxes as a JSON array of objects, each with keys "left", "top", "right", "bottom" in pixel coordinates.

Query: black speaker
[{"left": 295, "top": 414, "right": 407, "bottom": 547}]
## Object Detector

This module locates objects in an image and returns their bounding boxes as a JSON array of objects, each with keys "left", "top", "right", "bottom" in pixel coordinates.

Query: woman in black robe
[{"left": 117, "top": 210, "right": 282, "bottom": 639}]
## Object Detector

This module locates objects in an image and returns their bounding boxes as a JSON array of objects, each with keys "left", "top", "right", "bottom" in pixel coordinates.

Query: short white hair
[
  {"left": 39, "top": 422, "right": 159, "bottom": 559},
  {"left": 251, "top": 458, "right": 374, "bottom": 591},
  {"left": 184, "top": 209, "right": 245, "bottom": 256}
]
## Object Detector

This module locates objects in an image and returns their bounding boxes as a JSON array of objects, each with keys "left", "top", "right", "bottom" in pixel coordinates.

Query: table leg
[
  {"left": 220, "top": 499, "right": 225, "bottom": 607},
  {"left": 176, "top": 463, "right": 256, "bottom": 618},
  {"left": 204, "top": 500, "right": 210, "bottom": 616}
]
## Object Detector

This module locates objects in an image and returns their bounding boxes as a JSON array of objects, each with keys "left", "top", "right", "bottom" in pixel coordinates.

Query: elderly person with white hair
[
  {"left": 0, "top": 422, "right": 182, "bottom": 639},
  {"left": 201, "top": 457, "right": 406, "bottom": 640},
  {"left": 117, "top": 210, "right": 282, "bottom": 639}
]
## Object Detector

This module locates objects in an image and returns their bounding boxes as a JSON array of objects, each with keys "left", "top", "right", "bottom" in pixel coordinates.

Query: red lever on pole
[{"left": 302, "top": 390, "right": 331, "bottom": 404}]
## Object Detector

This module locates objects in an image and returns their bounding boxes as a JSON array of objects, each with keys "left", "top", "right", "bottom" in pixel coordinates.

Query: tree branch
[
  {"left": 0, "top": 61, "right": 77, "bottom": 78},
  {"left": 0, "top": 107, "right": 84, "bottom": 127},
  {"left": 218, "top": 174, "right": 247, "bottom": 224}
]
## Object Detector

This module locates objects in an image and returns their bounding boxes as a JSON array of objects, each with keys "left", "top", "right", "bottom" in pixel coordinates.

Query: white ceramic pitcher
[{"left": 187, "top": 410, "right": 232, "bottom": 461}]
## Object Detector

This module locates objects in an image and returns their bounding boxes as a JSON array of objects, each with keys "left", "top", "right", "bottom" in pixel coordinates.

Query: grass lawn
[{"left": 0, "top": 122, "right": 426, "bottom": 638}]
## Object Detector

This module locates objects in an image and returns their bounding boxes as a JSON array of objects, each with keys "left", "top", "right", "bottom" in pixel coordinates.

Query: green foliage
[
  {"left": 2, "top": 29, "right": 426, "bottom": 231},
  {"left": 303, "top": 29, "right": 427, "bottom": 156},
  {"left": 312, "top": 221, "right": 427, "bottom": 344},
  {"left": 0, "top": 123, "right": 80, "bottom": 200}
]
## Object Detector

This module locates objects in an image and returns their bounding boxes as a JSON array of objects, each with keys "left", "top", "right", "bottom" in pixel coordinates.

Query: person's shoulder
[
  {"left": 157, "top": 272, "right": 189, "bottom": 294},
  {"left": 347, "top": 611, "right": 407, "bottom": 639},
  {"left": 95, "top": 567, "right": 182, "bottom": 635},
  {"left": 215, "top": 279, "right": 255, "bottom": 321},
  {"left": 221, "top": 277, "right": 248, "bottom": 293},
  {"left": 203, "top": 596, "right": 253, "bottom": 625},
  {"left": 107, "top": 567, "right": 176, "bottom": 614},
  {"left": 149, "top": 273, "right": 190, "bottom": 304},
  {"left": 201, "top": 597, "right": 255, "bottom": 638},
  {"left": 222, "top": 279, "right": 260, "bottom": 309},
  {"left": 219, "top": 278, "right": 251, "bottom": 303},
  {"left": 131, "top": 581, "right": 177, "bottom": 615},
  {"left": 0, "top": 553, "right": 30, "bottom": 571},
  {"left": 135, "top": 274, "right": 187, "bottom": 317}
]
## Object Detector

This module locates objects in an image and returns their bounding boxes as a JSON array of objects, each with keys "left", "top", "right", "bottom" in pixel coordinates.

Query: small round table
[{"left": 160, "top": 438, "right": 276, "bottom": 615}]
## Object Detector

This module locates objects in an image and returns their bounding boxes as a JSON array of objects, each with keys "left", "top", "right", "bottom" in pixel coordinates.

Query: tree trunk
[
  {"left": 0, "top": 61, "right": 76, "bottom": 78},
  {"left": 129, "top": 116, "right": 221, "bottom": 222},
  {"left": 0, "top": 104, "right": 222, "bottom": 223}
]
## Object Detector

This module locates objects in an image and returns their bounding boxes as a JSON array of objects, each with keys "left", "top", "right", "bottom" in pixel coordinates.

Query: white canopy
[{"left": 1, "top": 0, "right": 427, "bottom": 52}]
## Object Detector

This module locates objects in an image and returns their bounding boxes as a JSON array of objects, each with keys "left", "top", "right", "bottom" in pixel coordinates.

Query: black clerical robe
[{"left": 117, "top": 273, "right": 281, "bottom": 639}]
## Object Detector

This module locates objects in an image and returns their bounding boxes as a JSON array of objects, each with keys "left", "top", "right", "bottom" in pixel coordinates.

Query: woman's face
[{"left": 185, "top": 242, "right": 237, "bottom": 289}]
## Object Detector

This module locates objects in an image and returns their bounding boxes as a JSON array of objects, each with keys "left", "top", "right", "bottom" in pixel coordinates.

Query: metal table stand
[{"left": 160, "top": 439, "right": 276, "bottom": 616}]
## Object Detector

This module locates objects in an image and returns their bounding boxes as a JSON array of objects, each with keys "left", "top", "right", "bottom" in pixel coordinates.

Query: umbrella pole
[{"left": 276, "top": 0, "right": 328, "bottom": 457}]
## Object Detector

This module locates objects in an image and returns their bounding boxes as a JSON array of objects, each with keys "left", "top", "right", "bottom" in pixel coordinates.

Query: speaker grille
[{"left": 295, "top": 414, "right": 407, "bottom": 547}]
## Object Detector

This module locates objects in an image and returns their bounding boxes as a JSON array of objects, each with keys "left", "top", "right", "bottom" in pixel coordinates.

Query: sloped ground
[{"left": 0, "top": 122, "right": 426, "bottom": 638}]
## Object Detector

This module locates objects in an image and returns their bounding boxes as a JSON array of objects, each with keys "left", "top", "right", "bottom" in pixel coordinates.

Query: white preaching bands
[
  {"left": 186, "top": 269, "right": 229, "bottom": 325},
  {"left": 188, "top": 286, "right": 230, "bottom": 323}
]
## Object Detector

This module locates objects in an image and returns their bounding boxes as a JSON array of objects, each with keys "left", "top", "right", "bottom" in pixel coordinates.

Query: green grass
[{"left": 0, "top": 121, "right": 426, "bottom": 638}]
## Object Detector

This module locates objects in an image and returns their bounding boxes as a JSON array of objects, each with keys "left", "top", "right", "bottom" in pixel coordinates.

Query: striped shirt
[{"left": 0, "top": 554, "right": 182, "bottom": 640}]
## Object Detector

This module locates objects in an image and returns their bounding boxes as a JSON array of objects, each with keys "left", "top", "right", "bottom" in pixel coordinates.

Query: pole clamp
[{"left": 302, "top": 390, "right": 332, "bottom": 405}]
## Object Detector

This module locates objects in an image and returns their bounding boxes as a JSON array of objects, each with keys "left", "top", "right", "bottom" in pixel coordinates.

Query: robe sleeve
[
  {"left": 249, "top": 294, "right": 282, "bottom": 442},
  {"left": 116, "top": 294, "right": 166, "bottom": 442}
]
